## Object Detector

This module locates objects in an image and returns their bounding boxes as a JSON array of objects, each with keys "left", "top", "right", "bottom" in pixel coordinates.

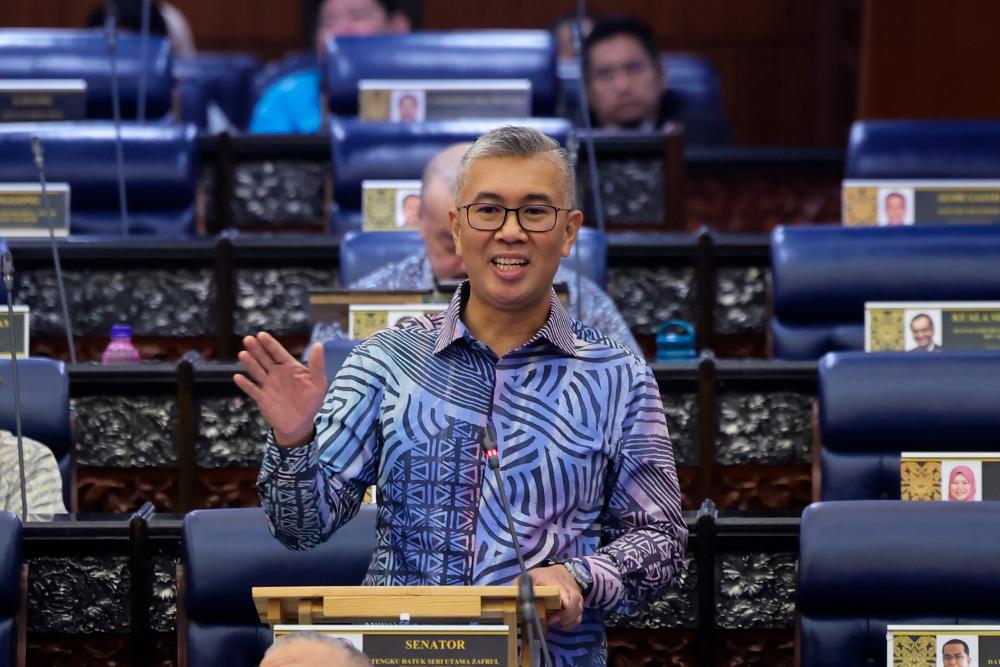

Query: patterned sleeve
[
  {"left": 582, "top": 364, "right": 688, "bottom": 614},
  {"left": 256, "top": 343, "right": 384, "bottom": 550}
]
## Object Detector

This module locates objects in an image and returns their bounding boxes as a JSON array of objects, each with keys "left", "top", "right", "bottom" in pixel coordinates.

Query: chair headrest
[
  {"left": 847, "top": 119, "right": 1000, "bottom": 179},
  {"left": 0, "top": 29, "right": 173, "bottom": 119},
  {"left": 325, "top": 31, "right": 557, "bottom": 117},
  {"left": 0, "top": 358, "right": 70, "bottom": 460},
  {"left": 340, "top": 231, "right": 425, "bottom": 286},
  {"left": 322, "top": 339, "right": 361, "bottom": 383},
  {"left": 175, "top": 52, "right": 260, "bottom": 130},
  {"left": 798, "top": 500, "right": 1000, "bottom": 614},
  {"left": 0, "top": 121, "right": 198, "bottom": 212},
  {"left": 0, "top": 512, "right": 20, "bottom": 617},
  {"left": 182, "top": 507, "right": 376, "bottom": 623},
  {"left": 819, "top": 351, "right": 1000, "bottom": 452},
  {"left": 330, "top": 117, "right": 573, "bottom": 211},
  {"left": 771, "top": 225, "right": 1000, "bottom": 324}
]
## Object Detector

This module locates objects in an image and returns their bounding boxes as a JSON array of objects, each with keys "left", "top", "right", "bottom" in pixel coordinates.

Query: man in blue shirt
[
  {"left": 250, "top": 0, "right": 411, "bottom": 134},
  {"left": 236, "top": 127, "right": 686, "bottom": 665}
]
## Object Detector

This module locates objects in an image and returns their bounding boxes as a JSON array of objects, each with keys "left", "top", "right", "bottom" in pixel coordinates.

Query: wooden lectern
[{"left": 253, "top": 585, "right": 561, "bottom": 667}]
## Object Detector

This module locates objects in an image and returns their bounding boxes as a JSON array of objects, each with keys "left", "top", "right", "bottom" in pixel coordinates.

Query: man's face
[
  {"left": 401, "top": 194, "right": 420, "bottom": 226},
  {"left": 398, "top": 96, "right": 419, "bottom": 122},
  {"left": 885, "top": 194, "right": 907, "bottom": 225},
  {"left": 315, "top": 0, "right": 405, "bottom": 55},
  {"left": 910, "top": 316, "right": 934, "bottom": 348},
  {"left": 586, "top": 34, "right": 663, "bottom": 128},
  {"left": 450, "top": 156, "right": 581, "bottom": 313},
  {"left": 942, "top": 642, "right": 970, "bottom": 666},
  {"left": 420, "top": 177, "right": 465, "bottom": 280}
]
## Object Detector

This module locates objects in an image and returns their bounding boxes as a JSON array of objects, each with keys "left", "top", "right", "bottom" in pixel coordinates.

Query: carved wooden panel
[
  {"left": 76, "top": 468, "right": 179, "bottom": 514},
  {"left": 717, "top": 630, "right": 795, "bottom": 667},
  {"left": 715, "top": 464, "right": 811, "bottom": 511},
  {"left": 607, "top": 629, "right": 697, "bottom": 667}
]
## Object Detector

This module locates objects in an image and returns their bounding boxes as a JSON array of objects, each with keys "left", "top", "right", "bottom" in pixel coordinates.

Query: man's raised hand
[{"left": 233, "top": 332, "right": 328, "bottom": 447}]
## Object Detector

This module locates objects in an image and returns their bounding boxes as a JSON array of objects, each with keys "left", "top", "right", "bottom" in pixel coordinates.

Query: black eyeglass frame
[{"left": 457, "top": 203, "right": 575, "bottom": 233}]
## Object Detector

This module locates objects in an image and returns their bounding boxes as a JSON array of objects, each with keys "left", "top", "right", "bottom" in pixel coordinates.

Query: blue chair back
[
  {"left": 798, "top": 500, "right": 1000, "bottom": 667},
  {"left": 0, "top": 512, "right": 20, "bottom": 667},
  {"left": 818, "top": 351, "right": 1000, "bottom": 500},
  {"left": 846, "top": 119, "right": 1000, "bottom": 179},
  {"left": 0, "top": 359, "right": 71, "bottom": 509},
  {"left": 176, "top": 52, "right": 260, "bottom": 130},
  {"left": 0, "top": 121, "right": 198, "bottom": 236},
  {"left": 181, "top": 506, "right": 376, "bottom": 667},
  {"left": 339, "top": 227, "right": 607, "bottom": 288},
  {"left": 322, "top": 339, "right": 361, "bottom": 384},
  {"left": 330, "top": 117, "right": 573, "bottom": 235},
  {"left": 325, "top": 31, "right": 557, "bottom": 118},
  {"left": 770, "top": 225, "right": 1000, "bottom": 359},
  {"left": 0, "top": 29, "right": 173, "bottom": 120}
]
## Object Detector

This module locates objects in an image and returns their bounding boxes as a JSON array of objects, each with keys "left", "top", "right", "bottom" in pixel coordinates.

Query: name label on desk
[
  {"left": 901, "top": 453, "right": 1000, "bottom": 502},
  {"left": 865, "top": 301, "right": 1000, "bottom": 352},
  {"left": 362, "top": 180, "right": 422, "bottom": 231},
  {"left": 843, "top": 179, "right": 1000, "bottom": 226},
  {"left": 359, "top": 79, "right": 532, "bottom": 122},
  {"left": 887, "top": 625, "right": 1000, "bottom": 666},
  {"left": 349, "top": 303, "right": 449, "bottom": 340},
  {"left": 275, "top": 624, "right": 508, "bottom": 666},
  {"left": 0, "top": 184, "right": 69, "bottom": 237},
  {"left": 0, "top": 79, "right": 86, "bottom": 122},
  {"left": 0, "top": 306, "right": 30, "bottom": 358}
]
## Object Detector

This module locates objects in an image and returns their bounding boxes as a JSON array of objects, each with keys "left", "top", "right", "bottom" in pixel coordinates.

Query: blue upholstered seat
[
  {"left": 181, "top": 506, "right": 376, "bottom": 667},
  {"left": 846, "top": 119, "right": 1000, "bottom": 179},
  {"left": 798, "top": 500, "right": 1000, "bottom": 667},
  {"left": 0, "top": 28, "right": 173, "bottom": 120},
  {"left": 176, "top": 52, "right": 260, "bottom": 130},
  {"left": 0, "top": 359, "right": 71, "bottom": 510},
  {"left": 0, "top": 122, "right": 198, "bottom": 236},
  {"left": 325, "top": 31, "right": 557, "bottom": 118},
  {"left": 329, "top": 117, "right": 573, "bottom": 236},
  {"left": 322, "top": 339, "right": 361, "bottom": 384},
  {"left": 770, "top": 225, "right": 1000, "bottom": 359},
  {"left": 339, "top": 227, "right": 608, "bottom": 288},
  {"left": 0, "top": 512, "right": 20, "bottom": 667},
  {"left": 817, "top": 351, "right": 1000, "bottom": 501}
]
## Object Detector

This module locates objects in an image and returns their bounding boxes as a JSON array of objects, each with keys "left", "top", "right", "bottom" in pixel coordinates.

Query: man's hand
[
  {"left": 520, "top": 565, "right": 584, "bottom": 630},
  {"left": 233, "top": 333, "right": 328, "bottom": 447}
]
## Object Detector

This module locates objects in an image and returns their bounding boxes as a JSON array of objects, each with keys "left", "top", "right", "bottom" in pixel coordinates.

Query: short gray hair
[
  {"left": 456, "top": 126, "right": 575, "bottom": 206},
  {"left": 266, "top": 632, "right": 371, "bottom": 666}
]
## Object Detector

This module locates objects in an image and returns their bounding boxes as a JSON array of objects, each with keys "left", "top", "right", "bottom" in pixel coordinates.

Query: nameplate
[
  {"left": 0, "top": 306, "right": 30, "bottom": 358},
  {"left": 0, "top": 79, "right": 86, "bottom": 122},
  {"left": 888, "top": 625, "right": 1000, "bottom": 666},
  {"left": 359, "top": 79, "right": 532, "bottom": 122},
  {"left": 274, "top": 624, "right": 508, "bottom": 666},
  {"left": 900, "top": 453, "right": 1000, "bottom": 502},
  {"left": 865, "top": 301, "right": 1000, "bottom": 352},
  {"left": 363, "top": 180, "right": 422, "bottom": 231},
  {"left": 0, "top": 184, "right": 70, "bottom": 237},
  {"left": 348, "top": 303, "right": 449, "bottom": 340},
  {"left": 843, "top": 179, "right": 1000, "bottom": 226}
]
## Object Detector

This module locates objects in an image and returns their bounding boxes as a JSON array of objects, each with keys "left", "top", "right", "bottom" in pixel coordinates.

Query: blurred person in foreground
[
  {"left": 259, "top": 632, "right": 370, "bottom": 667},
  {"left": 309, "top": 142, "right": 642, "bottom": 356},
  {"left": 237, "top": 126, "right": 686, "bottom": 666},
  {"left": 250, "top": 0, "right": 411, "bottom": 134}
]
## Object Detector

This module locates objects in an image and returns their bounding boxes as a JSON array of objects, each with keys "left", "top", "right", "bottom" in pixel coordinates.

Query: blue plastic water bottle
[{"left": 101, "top": 324, "right": 141, "bottom": 365}]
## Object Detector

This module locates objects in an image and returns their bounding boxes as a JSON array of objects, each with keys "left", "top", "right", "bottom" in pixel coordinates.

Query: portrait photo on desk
[
  {"left": 904, "top": 308, "right": 943, "bottom": 352},
  {"left": 878, "top": 187, "right": 915, "bottom": 226},
  {"left": 395, "top": 188, "right": 422, "bottom": 229},
  {"left": 937, "top": 634, "right": 978, "bottom": 667},
  {"left": 941, "top": 461, "right": 981, "bottom": 502},
  {"left": 390, "top": 90, "right": 425, "bottom": 123}
]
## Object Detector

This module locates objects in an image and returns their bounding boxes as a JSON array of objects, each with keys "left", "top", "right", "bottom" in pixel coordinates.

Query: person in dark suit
[{"left": 907, "top": 313, "right": 942, "bottom": 352}]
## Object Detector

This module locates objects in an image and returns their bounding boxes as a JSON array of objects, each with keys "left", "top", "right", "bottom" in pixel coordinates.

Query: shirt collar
[{"left": 433, "top": 282, "right": 578, "bottom": 357}]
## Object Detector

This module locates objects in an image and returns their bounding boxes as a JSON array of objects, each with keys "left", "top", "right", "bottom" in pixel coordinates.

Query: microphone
[
  {"left": 104, "top": 0, "right": 131, "bottom": 236},
  {"left": 1, "top": 252, "right": 28, "bottom": 521},
  {"left": 30, "top": 137, "right": 77, "bottom": 364},
  {"left": 483, "top": 433, "right": 553, "bottom": 667}
]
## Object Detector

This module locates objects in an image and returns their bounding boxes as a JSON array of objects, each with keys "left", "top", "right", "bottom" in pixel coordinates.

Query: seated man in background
[
  {"left": 250, "top": 0, "right": 411, "bottom": 134},
  {"left": 583, "top": 17, "right": 667, "bottom": 131},
  {"left": 310, "top": 142, "right": 643, "bottom": 356},
  {"left": 0, "top": 431, "right": 66, "bottom": 519},
  {"left": 260, "top": 632, "right": 371, "bottom": 667}
]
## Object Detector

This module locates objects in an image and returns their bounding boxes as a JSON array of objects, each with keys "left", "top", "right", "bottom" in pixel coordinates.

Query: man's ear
[
  {"left": 449, "top": 208, "right": 463, "bottom": 257},
  {"left": 561, "top": 209, "right": 583, "bottom": 258}
]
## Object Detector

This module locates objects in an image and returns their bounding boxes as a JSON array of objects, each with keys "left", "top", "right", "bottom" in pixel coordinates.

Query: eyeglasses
[{"left": 459, "top": 203, "right": 572, "bottom": 233}]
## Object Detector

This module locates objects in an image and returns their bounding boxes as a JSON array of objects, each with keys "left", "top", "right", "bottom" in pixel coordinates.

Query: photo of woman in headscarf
[{"left": 947, "top": 465, "right": 977, "bottom": 502}]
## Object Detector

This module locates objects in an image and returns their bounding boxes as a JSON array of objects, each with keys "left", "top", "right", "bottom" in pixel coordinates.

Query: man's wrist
[{"left": 273, "top": 426, "right": 315, "bottom": 448}]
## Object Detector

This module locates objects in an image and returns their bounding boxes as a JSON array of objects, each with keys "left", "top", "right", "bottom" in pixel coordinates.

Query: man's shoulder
[
  {"left": 358, "top": 310, "right": 445, "bottom": 355},
  {"left": 350, "top": 254, "right": 429, "bottom": 290},
  {"left": 569, "top": 319, "right": 645, "bottom": 368},
  {"left": 266, "top": 67, "right": 321, "bottom": 97},
  {"left": 0, "top": 430, "right": 56, "bottom": 463}
]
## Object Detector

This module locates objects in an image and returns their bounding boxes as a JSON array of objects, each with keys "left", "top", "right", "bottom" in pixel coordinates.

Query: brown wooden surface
[{"left": 859, "top": 0, "right": 1000, "bottom": 120}]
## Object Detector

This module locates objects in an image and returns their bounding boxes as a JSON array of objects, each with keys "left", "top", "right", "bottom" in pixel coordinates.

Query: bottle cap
[{"left": 110, "top": 324, "right": 132, "bottom": 339}]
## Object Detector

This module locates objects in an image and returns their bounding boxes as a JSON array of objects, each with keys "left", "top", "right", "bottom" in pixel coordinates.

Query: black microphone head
[
  {"left": 30, "top": 136, "right": 43, "bottom": 167},
  {"left": 1, "top": 251, "right": 13, "bottom": 283}
]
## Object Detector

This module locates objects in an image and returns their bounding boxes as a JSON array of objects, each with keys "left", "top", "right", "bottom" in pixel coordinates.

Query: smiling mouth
[{"left": 491, "top": 257, "right": 528, "bottom": 271}]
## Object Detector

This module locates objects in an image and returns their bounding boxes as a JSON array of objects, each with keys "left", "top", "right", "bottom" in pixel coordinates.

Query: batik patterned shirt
[
  {"left": 308, "top": 253, "right": 643, "bottom": 358},
  {"left": 259, "top": 283, "right": 686, "bottom": 666}
]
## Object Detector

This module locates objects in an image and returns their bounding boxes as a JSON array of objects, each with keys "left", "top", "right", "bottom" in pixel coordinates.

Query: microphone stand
[
  {"left": 484, "top": 443, "right": 553, "bottom": 667},
  {"left": 137, "top": 0, "right": 152, "bottom": 122},
  {"left": 105, "top": 2, "right": 131, "bottom": 236},
  {"left": 2, "top": 253, "right": 28, "bottom": 521},
  {"left": 31, "top": 137, "right": 77, "bottom": 364}
]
